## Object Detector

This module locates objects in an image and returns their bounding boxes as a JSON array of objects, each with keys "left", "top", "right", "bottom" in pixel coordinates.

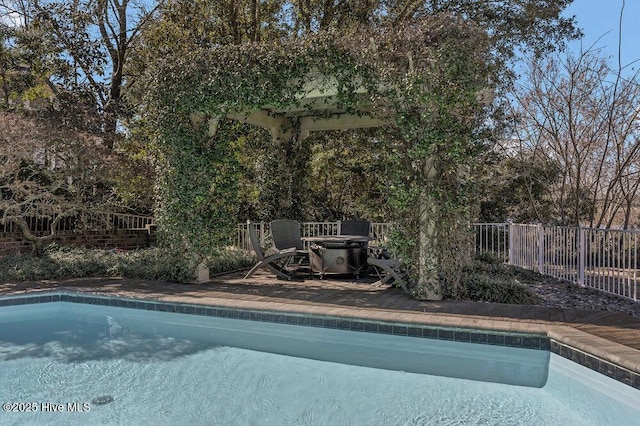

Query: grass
[{"left": 0, "top": 244, "right": 255, "bottom": 283}]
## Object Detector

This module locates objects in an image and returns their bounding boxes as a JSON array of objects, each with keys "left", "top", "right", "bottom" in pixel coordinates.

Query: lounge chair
[
  {"left": 270, "top": 219, "right": 309, "bottom": 267},
  {"left": 336, "top": 220, "right": 410, "bottom": 293},
  {"left": 367, "top": 255, "right": 411, "bottom": 293},
  {"left": 244, "top": 220, "right": 299, "bottom": 280}
]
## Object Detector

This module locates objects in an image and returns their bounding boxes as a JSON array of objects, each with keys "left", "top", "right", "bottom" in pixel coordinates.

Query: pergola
[
  {"left": 197, "top": 74, "right": 386, "bottom": 143},
  {"left": 149, "top": 16, "right": 489, "bottom": 301},
  {"left": 189, "top": 73, "right": 441, "bottom": 300}
]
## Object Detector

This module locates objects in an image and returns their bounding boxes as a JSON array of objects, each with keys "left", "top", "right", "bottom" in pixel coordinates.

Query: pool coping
[{"left": 1, "top": 289, "right": 639, "bottom": 390}]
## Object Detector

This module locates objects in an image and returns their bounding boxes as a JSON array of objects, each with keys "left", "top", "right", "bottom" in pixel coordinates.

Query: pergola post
[{"left": 418, "top": 159, "right": 441, "bottom": 300}]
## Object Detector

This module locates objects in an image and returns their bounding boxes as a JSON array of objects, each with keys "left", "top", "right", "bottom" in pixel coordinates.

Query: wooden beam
[
  {"left": 227, "top": 110, "right": 287, "bottom": 130},
  {"left": 300, "top": 114, "right": 387, "bottom": 132}
]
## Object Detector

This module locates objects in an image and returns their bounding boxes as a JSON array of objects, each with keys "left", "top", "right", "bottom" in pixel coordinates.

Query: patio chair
[
  {"left": 243, "top": 220, "right": 298, "bottom": 280},
  {"left": 339, "top": 219, "right": 371, "bottom": 237},
  {"left": 367, "top": 255, "right": 411, "bottom": 293},
  {"left": 340, "top": 219, "right": 404, "bottom": 286},
  {"left": 270, "top": 219, "right": 309, "bottom": 267}
]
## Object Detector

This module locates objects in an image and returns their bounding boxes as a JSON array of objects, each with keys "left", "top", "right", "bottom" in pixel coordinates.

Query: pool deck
[{"left": 1, "top": 270, "right": 640, "bottom": 378}]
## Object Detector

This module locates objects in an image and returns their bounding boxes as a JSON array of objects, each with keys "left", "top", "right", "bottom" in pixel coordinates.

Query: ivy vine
[{"left": 143, "top": 14, "right": 492, "bottom": 295}]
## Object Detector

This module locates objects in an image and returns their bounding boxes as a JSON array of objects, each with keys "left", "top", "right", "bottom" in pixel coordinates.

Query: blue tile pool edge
[{"left": 1, "top": 290, "right": 638, "bottom": 390}]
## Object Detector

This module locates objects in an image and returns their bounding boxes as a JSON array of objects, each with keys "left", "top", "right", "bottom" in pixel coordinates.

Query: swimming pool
[{"left": 0, "top": 293, "right": 639, "bottom": 425}]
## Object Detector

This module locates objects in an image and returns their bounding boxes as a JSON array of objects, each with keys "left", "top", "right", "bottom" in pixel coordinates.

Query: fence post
[
  {"left": 578, "top": 225, "right": 586, "bottom": 287},
  {"left": 507, "top": 220, "right": 513, "bottom": 265},
  {"left": 634, "top": 232, "right": 638, "bottom": 301},
  {"left": 537, "top": 223, "right": 544, "bottom": 274}
]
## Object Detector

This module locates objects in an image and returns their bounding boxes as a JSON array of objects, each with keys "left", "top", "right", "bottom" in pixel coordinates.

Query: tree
[
  {"left": 1, "top": 5, "right": 152, "bottom": 250},
  {"left": 307, "top": 129, "right": 392, "bottom": 222},
  {"left": 476, "top": 151, "right": 561, "bottom": 223},
  {"left": 510, "top": 49, "right": 640, "bottom": 228},
  {"left": 0, "top": 110, "right": 114, "bottom": 252},
  {"left": 3, "top": 0, "right": 165, "bottom": 215},
  {"left": 1, "top": 0, "right": 163, "bottom": 148},
  {"left": 0, "top": 23, "right": 25, "bottom": 108},
  {"left": 0, "top": 11, "right": 55, "bottom": 111},
  {"left": 287, "top": 0, "right": 378, "bottom": 33}
]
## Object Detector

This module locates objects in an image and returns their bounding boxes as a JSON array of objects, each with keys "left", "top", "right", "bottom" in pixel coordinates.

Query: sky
[{"left": 563, "top": 0, "right": 640, "bottom": 70}]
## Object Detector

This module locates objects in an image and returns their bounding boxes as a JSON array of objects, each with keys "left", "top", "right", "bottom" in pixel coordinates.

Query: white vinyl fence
[
  {"left": 237, "top": 220, "right": 639, "bottom": 302},
  {"left": 236, "top": 221, "right": 391, "bottom": 252},
  {"left": 1, "top": 212, "right": 155, "bottom": 233},
  {"left": 474, "top": 222, "right": 639, "bottom": 302}
]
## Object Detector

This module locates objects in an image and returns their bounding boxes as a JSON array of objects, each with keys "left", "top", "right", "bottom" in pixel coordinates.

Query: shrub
[
  {"left": 206, "top": 248, "right": 255, "bottom": 275},
  {"left": 442, "top": 253, "right": 541, "bottom": 305},
  {"left": 0, "top": 245, "right": 255, "bottom": 283},
  {"left": 460, "top": 272, "right": 541, "bottom": 305},
  {"left": 474, "top": 251, "right": 505, "bottom": 265},
  {"left": 111, "top": 248, "right": 195, "bottom": 282}
]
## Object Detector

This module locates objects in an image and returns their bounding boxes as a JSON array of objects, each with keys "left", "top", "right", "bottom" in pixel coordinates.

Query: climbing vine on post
[
  {"left": 143, "top": 14, "right": 492, "bottom": 293},
  {"left": 371, "top": 19, "right": 493, "bottom": 298},
  {"left": 152, "top": 113, "right": 241, "bottom": 268}
]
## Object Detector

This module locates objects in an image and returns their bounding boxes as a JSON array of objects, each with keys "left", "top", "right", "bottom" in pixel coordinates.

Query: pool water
[{"left": 0, "top": 302, "right": 638, "bottom": 425}]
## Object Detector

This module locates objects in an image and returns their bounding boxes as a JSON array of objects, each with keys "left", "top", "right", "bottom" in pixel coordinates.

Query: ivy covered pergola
[{"left": 144, "top": 14, "right": 492, "bottom": 300}]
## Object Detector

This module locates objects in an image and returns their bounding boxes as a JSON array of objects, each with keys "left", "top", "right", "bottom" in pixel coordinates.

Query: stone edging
[{"left": 0, "top": 290, "right": 639, "bottom": 390}]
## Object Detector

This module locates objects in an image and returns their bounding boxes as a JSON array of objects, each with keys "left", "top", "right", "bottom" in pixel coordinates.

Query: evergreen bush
[{"left": 0, "top": 245, "right": 254, "bottom": 283}]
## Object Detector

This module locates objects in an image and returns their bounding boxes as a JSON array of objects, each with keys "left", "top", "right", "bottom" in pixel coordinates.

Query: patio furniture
[
  {"left": 302, "top": 235, "right": 370, "bottom": 278},
  {"left": 367, "top": 256, "right": 410, "bottom": 293},
  {"left": 338, "top": 219, "right": 410, "bottom": 291},
  {"left": 339, "top": 219, "right": 406, "bottom": 289},
  {"left": 244, "top": 220, "right": 299, "bottom": 280},
  {"left": 339, "top": 219, "right": 371, "bottom": 237},
  {"left": 270, "top": 219, "right": 309, "bottom": 267}
]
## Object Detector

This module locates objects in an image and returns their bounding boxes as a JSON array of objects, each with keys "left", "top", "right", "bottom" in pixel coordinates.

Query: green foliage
[
  {"left": 252, "top": 124, "right": 313, "bottom": 221},
  {"left": 205, "top": 249, "right": 256, "bottom": 275},
  {"left": 460, "top": 272, "right": 541, "bottom": 305},
  {"left": 141, "top": 15, "right": 492, "bottom": 293},
  {"left": 307, "top": 129, "right": 391, "bottom": 221},
  {"left": 473, "top": 251, "right": 505, "bottom": 265},
  {"left": 139, "top": 2, "right": 578, "bottom": 296},
  {"left": 375, "top": 17, "right": 494, "bottom": 295},
  {"left": 444, "top": 254, "right": 541, "bottom": 305},
  {"left": 153, "top": 118, "right": 241, "bottom": 261},
  {"left": 0, "top": 245, "right": 114, "bottom": 281},
  {"left": 0, "top": 245, "right": 254, "bottom": 283},
  {"left": 476, "top": 153, "right": 561, "bottom": 223},
  {"left": 111, "top": 121, "right": 157, "bottom": 213}
]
